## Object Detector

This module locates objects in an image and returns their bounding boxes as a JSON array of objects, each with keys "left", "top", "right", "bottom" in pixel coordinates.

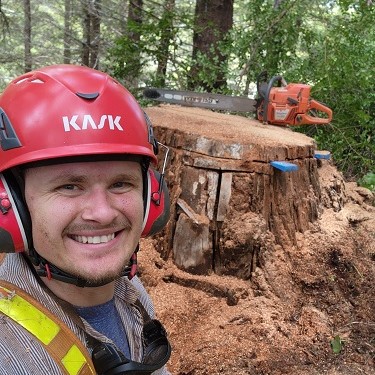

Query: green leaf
[
  {"left": 359, "top": 173, "right": 375, "bottom": 192},
  {"left": 330, "top": 335, "right": 344, "bottom": 354}
]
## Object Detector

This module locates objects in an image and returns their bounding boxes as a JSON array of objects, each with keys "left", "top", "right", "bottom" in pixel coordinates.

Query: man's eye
[
  {"left": 58, "top": 184, "right": 77, "bottom": 191},
  {"left": 112, "top": 181, "right": 131, "bottom": 189}
]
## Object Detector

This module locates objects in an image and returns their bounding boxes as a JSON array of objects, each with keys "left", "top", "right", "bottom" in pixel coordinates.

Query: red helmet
[
  {"left": 0, "top": 65, "right": 169, "bottom": 256},
  {"left": 0, "top": 64, "right": 157, "bottom": 171}
]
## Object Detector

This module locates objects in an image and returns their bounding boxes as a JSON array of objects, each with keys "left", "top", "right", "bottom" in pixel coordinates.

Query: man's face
[{"left": 24, "top": 160, "right": 144, "bottom": 285}]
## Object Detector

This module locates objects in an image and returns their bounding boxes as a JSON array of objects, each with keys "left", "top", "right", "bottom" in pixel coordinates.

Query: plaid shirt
[{"left": 0, "top": 253, "right": 170, "bottom": 375}]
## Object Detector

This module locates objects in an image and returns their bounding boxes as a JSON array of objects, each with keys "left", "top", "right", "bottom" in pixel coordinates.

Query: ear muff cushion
[
  {"left": 142, "top": 169, "right": 170, "bottom": 237},
  {"left": 0, "top": 171, "right": 32, "bottom": 252},
  {"left": 0, "top": 227, "right": 16, "bottom": 252}
]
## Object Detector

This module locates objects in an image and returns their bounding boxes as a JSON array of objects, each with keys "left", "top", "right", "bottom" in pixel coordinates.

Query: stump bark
[{"left": 145, "top": 105, "right": 322, "bottom": 279}]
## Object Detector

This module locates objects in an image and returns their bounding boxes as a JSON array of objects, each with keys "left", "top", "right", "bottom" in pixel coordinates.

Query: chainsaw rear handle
[
  {"left": 262, "top": 75, "right": 287, "bottom": 123},
  {"left": 296, "top": 99, "right": 333, "bottom": 125}
]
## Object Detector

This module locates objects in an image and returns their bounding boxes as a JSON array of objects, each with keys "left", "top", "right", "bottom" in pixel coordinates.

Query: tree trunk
[
  {"left": 24, "top": 0, "right": 32, "bottom": 72},
  {"left": 0, "top": 1, "right": 10, "bottom": 40},
  {"left": 81, "top": 0, "right": 90, "bottom": 66},
  {"left": 126, "top": 0, "right": 143, "bottom": 86},
  {"left": 189, "top": 0, "right": 234, "bottom": 91},
  {"left": 156, "top": 0, "right": 175, "bottom": 87},
  {"left": 81, "top": 0, "right": 101, "bottom": 68},
  {"left": 63, "top": 0, "right": 72, "bottom": 64},
  {"left": 90, "top": 0, "right": 101, "bottom": 69}
]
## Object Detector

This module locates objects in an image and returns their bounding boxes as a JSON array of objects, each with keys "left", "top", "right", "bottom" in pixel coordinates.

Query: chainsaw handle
[{"left": 297, "top": 99, "right": 333, "bottom": 125}]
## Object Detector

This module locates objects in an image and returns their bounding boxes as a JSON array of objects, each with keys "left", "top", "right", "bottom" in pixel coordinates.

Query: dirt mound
[{"left": 138, "top": 161, "right": 375, "bottom": 374}]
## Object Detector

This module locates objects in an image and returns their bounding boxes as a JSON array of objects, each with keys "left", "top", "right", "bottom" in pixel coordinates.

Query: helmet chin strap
[{"left": 27, "top": 246, "right": 138, "bottom": 288}]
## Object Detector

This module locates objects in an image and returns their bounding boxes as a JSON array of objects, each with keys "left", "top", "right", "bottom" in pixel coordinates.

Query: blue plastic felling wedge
[
  {"left": 270, "top": 161, "right": 299, "bottom": 172},
  {"left": 314, "top": 150, "right": 331, "bottom": 160}
]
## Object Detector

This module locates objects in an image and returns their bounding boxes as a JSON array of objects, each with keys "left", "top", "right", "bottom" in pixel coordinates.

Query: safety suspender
[{"left": 0, "top": 280, "right": 95, "bottom": 375}]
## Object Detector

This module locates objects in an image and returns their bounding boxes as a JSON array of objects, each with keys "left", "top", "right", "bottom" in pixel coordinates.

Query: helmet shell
[{"left": 0, "top": 64, "right": 157, "bottom": 171}]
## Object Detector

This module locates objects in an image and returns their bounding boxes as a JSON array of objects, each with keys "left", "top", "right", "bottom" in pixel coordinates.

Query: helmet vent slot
[
  {"left": 14, "top": 78, "right": 29, "bottom": 85},
  {"left": 30, "top": 79, "right": 44, "bottom": 84},
  {"left": 76, "top": 92, "right": 99, "bottom": 100},
  {"left": 14, "top": 76, "right": 45, "bottom": 85}
]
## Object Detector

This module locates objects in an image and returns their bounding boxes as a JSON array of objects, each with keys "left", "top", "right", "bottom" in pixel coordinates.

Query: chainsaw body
[{"left": 257, "top": 75, "right": 332, "bottom": 126}]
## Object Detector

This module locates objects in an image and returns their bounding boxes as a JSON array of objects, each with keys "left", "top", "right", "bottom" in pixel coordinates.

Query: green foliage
[
  {"left": 330, "top": 335, "right": 344, "bottom": 354},
  {"left": 287, "top": 1, "right": 375, "bottom": 180},
  {"left": 108, "top": 1, "right": 195, "bottom": 89},
  {"left": 0, "top": 0, "right": 371, "bottom": 182},
  {"left": 358, "top": 173, "right": 375, "bottom": 192},
  {"left": 106, "top": 0, "right": 375, "bottom": 182},
  {"left": 228, "top": 0, "right": 375, "bottom": 180},
  {"left": 109, "top": 19, "right": 152, "bottom": 81}
]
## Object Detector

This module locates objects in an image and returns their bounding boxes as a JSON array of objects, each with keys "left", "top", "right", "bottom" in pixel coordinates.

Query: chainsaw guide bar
[{"left": 143, "top": 88, "right": 257, "bottom": 113}]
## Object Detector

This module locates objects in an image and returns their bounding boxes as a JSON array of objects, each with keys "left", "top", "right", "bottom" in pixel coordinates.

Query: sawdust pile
[{"left": 139, "top": 161, "right": 375, "bottom": 375}]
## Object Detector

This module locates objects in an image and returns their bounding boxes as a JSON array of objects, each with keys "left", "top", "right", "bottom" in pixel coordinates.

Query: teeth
[{"left": 72, "top": 233, "right": 115, "bottom": 244}]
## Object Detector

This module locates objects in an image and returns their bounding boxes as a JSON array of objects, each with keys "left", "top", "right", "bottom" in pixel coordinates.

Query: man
[{"left": 0, "top": 65, "right": 171, "bottom": 374}]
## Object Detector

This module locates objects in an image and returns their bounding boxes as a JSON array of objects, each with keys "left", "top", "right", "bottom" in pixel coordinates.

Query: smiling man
[
  {"left": 0, "top": 65, "right": 171, "bottom": 374},
  {"left": 24, "top": 160, "right": 144, "bottom": 295}
]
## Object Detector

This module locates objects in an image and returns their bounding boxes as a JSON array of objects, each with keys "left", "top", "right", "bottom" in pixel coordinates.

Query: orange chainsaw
[{"left": 143, "top": 73, "right": 333, "bottom": 126}]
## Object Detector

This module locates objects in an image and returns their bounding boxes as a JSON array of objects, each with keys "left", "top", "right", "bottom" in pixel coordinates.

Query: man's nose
[{"left": 81, "top": 188, "right": 119, "bottom": 223}]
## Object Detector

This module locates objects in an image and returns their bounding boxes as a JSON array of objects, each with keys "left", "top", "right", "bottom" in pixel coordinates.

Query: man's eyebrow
[
  {"left": 44, "top": 172, "right": 141, "bottom": 185},
  {"left": 45, "top": 173, "right": 88, "bottom": 185},
  {"left": 114, "top": 173, "right": 142, "bottom": 181},
  {"left": 23, "top": 168, "right": 84, "bottom": 184}
]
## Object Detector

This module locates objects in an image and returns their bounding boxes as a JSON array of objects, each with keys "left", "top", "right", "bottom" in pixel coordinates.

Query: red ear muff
[
  {"left": 141, "top": 169, "right": 170, "bottom": 237},
  {"left": 0, "top": 172, "right": 32, "bottom": 253}
]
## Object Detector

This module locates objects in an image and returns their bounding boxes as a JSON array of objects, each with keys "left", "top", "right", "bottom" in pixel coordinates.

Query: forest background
[{"left": 0, "top": 0, "right": 373, "bottom": 189}]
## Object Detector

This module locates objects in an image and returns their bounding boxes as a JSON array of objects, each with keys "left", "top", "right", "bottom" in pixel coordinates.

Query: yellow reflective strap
[
  {"left": 62, "top": 345, "right": 88, "bottom": 375},
  {"left": 0, "top": 287, "right": 60, "bottom": 345},
  {"left": 0, "top": 283, "right": 95, "bottom": 375}
]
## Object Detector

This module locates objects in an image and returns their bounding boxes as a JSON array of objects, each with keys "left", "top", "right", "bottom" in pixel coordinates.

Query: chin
[
  {"left": 75, "top": 270, "right": 123, "bottom": 287},
  {"left": 68, "top": 261, "right": 128, "bottom": 286}
]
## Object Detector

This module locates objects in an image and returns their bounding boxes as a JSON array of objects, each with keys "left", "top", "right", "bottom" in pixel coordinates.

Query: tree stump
[{"left": 145, "top": 105, "right": 322, "bottom": 279}]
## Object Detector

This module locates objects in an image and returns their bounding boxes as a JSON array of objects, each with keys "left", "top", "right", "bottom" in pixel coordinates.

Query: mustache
[{"left": 63, "top": 220, "right": 132, "bottom": 234}]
